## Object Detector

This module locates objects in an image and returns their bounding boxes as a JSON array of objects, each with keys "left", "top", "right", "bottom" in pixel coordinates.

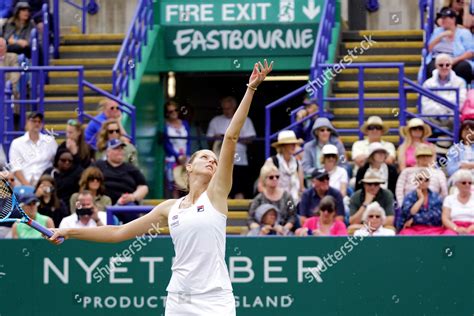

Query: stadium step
[{"left": 51, "top": 58, "right": 116, "bottom": 67}]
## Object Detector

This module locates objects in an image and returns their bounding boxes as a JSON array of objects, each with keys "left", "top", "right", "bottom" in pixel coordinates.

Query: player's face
[{"left": 189, "top": 150, "right": 218, "bottom": 176}]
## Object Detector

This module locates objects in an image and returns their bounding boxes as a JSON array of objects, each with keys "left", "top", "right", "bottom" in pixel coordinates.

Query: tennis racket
[{"left": 0, "top": 179, "right": 64, "bottom": 243}]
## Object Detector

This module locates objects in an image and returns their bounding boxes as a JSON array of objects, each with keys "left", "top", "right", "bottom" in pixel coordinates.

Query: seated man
[
  {"left": 84, "top": 98, "right": 124, "bottom": 148},
  {"left": 59, "top": 190, "right": 105, "bottom": 228},
  {"left": 95, "top": 139, "right": 148, "bottom": 211},
  {"left": 351, "top": 116, "right": 396, "bottom": 169},
  {"left": 298, "top": 170, "right": 345, "bottom": 224},
  {"left": 8, "top": 112, "right": 57, "bottom": 186},
  {"left": 422, "top": 53, "right": 467, "bottom": 129},
  {"left": 349, "top": 171, "right": 395, "bottom": 228},
  {"left": 12, "top": 191, "right": 54, "bottom": 238}
]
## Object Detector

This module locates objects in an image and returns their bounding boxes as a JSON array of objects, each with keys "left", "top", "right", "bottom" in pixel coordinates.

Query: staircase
[
  {"left": 43, "top": 33, "right": 125, "bottom": 140},
  {"left": 330, "top": 29, "right": 423, "bottom": 155}
]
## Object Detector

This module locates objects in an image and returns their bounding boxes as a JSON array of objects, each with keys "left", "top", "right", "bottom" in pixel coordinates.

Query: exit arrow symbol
[{"left": 303, "top": 0, "right": 320, "bottom": 20}]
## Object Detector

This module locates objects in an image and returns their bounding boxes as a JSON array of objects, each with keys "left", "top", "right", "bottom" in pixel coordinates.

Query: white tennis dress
[{"left": 165, "top": 191, "right": 235, "bottom": 316}]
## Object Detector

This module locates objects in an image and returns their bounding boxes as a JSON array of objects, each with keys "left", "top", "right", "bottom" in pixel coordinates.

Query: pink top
[
  {"left": 303, "top": 217, "right": 347, "bottom": 236},
  {"left": 405, "top": 145, "right": 417, "bottom": 168}
]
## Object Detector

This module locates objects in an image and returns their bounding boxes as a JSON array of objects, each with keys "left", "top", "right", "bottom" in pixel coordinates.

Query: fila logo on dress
[{"left": 197, "top": 205, "right": 204, "bottom": 212}]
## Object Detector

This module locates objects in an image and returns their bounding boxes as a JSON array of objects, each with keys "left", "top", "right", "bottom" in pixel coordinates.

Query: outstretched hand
[{"left": 248, "top": 59, "right": 273, "bottom": 89}]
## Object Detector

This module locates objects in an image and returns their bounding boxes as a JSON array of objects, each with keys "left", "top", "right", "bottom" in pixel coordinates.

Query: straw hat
[
  {"left": 361, "top": 171, "right": 385, "bottom": 184},
  {"left": 360, "top": 116, "right": 389, "bottom": 134},
  {"left": 400, "top": 118, "right": 432, "bottom": 138},
  {"left": 415, "top": 144, "right": 434, "bottom": 157},
  {"left": 172, "top": 165, "right": 187, "bottom": 190},
  {"left": 271, "top": 130, "right": 304, "bottom": 147}
]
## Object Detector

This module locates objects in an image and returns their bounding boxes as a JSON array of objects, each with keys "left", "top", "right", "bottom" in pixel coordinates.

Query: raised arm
[
  {"left": 49, "top": 199, "right": 175, "bottom": 244},
  {"left": 208, "top": 60, "right": 273, "bottom": 207}
]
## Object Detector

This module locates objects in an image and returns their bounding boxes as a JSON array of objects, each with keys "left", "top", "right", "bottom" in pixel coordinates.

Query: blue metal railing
[
  {"left": 106, "top": 205, "right": 153, "bottom": 225},
  {"left": 112, "top": 0, "right": 154, "bottom": 98},
  {"left": 419, "top": 0, "right": 435, "bottom": 83},
  {"left": 52, "top": 0, "right": 100, "bottom": 59}
]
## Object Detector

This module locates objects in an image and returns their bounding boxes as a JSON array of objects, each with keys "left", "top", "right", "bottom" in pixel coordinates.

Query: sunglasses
[
  {"left": 368, "top": 214, "right": 381, "bottom": 219},
  {"left": 167, "top": 109, "right": 178, "bottom": 114},
  {"left": 320, "top": 209, "right": 335, "bottom": 213},
  {"left": 410, "top": 126, "right": 424, "bottom": 131},
  {"left": 67, "top": 119, "right": 80, "bottom": 126},
  {"left": 26, "top": 201, "right": 40, "bottom": 207},
  {"left": 59, "top": 158, "right": 73, "bottom": 163},
  {"left": 109, "top": 106, "right": 119, "bottom": 111},
  {"left": 7, "top": 178, "right": 14, "bottom": 182},
  {"left": 436, "top": 63, "right": 452, "bottom": 68},
  {"left": 460, "top": 181, "right": 472, "bottom": 185},
  {"left": 108, "top": 129, "right": 120, "bottom": 134},
  {"left": 317, "top": 176, "right": 330, "bottom": 182},
  {"left": 268, "top": 175, "right": 280, "bottom": 180},
  {"left": 318, "top": 128, "right": 331, "bottom": 133},
  {"left": 367, "top": 125, "right": 383, "bottom": 131},
  {"left": 366, "top": 183, "right": 381, "bottom": 187},
  {"left": 87, "top": 176, "right": 101, "bottom": 182},
  {"left": 324, "top": 154, "right": 337, "bottom": 159}
]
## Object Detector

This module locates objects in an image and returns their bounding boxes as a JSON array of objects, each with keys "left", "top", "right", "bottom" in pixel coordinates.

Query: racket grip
[{"left": 29, "top": 220, "right": 64, "bottom": 244}]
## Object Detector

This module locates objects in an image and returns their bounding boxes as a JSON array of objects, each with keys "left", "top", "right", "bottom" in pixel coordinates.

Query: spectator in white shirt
[
  {"left": 59, "top": 190, "right": 105, "bottom": 228},
  {"left": 206, "top": 96, "right": 256, "bottom": 198},
  {"left": 8, "top": 112, "right": 57, "bottom": 186},
  {"left": 320, "top": 144, "right": 349, "bottom": 197},
  {"left": 353, "top": 202, "right": 396, "bottom": 236}
]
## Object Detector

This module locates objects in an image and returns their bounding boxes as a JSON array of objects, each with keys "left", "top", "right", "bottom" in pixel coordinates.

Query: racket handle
[{"left": 29, "top": 219, "right": 64, "bottom": 244}]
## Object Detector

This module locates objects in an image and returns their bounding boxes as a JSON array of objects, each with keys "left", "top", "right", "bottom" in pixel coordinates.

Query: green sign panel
[
  {"left": 1, "top": 237, "right": 472, "bottom": 315},
  {"left": 160, "top": 0, "right": 324, "bottom": 25},
  {"left": 164, "top": 24, "right": 317, "bottom": 57}
]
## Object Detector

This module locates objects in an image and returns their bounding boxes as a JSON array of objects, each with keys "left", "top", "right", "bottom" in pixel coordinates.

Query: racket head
[{"left": 0, "top": 178, "right": 28, "bottom": 223}]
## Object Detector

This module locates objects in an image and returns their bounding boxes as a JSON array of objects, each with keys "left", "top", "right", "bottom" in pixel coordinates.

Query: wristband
[{"left": 246, "top": 84, "right": 257, "bottom": 91}]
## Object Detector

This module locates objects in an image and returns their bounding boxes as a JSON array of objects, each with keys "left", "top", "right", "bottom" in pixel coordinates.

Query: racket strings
[{"left": 0, "top": 182, "right": 13, "bottom": 220}]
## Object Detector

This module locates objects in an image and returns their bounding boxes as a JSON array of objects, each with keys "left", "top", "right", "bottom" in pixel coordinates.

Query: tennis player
[{"left": 49, "top": 59, "right": 273, "bottom": 315}]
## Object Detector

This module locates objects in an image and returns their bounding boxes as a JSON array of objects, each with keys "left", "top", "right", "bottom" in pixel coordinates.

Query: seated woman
[
  {"left": 3, "top": 2, "right": 35, "bottom": 58},
  {"left": 34, "top": 175, "right": 69, "bottom": 228},
  {"left": 96, "top": 119, "right": 138, "bottom": 166},
  {"left": 446, "top": 120, "right": 474, "bottom": 178},
  {"left": 355, "top": 142, "right": 398, "bottom": 196},
  {"left": 12, "top": 192, "right": 54, "bottom": 238},
  {"left": 57, "top": 119, "right": 93, "bottom": 168},
  {"left": 247, "top": 204, "right": 287, "bottom": 236},
  {"left": 263, "top": 130, "right": 304, "bottom": 203},
  {"left": 320, "top": 144, "right": 348, "bottom": 197},
  {"left": 398, "top": 118, "right": 435, "bottom": 170},
  {"left": 426, "top": 8, "right": 473, "bottom": 84},
  {"left": 248, "top": 164, "right": 297, "bottom": 235},
  {"left": 441, "top": 170, "right": 474, "bottom": 235},
  {"left": 295, "top": 196, "right": 347, "bottom": 236},
  {"left": 396, "top": 144, "right": 448, "bottom": 206},
  {"left": 43, "top": 148, "right": 84, "bottom": 211},
  {"left": 353, "top": 202, "right": 395, "bottom": 236},
  {"left": 69, "top": 166, "right": 112, "bottom": 213},
  {"left": 397, "top": 169, "right": 444, "bottom": 235}
]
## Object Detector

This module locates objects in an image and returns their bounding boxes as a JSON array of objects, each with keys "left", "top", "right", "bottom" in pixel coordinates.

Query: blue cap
[
  {"left": 18, "top": 192, "right": 39, "bottom": 205},
  {"left": 106, "top": 138, "right": 126, "bottom": 150}
]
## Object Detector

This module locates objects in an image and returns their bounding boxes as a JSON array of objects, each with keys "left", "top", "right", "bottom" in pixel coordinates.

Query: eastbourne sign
[{"left": 160, "top": 0, "right": 323, "bottom": 58}]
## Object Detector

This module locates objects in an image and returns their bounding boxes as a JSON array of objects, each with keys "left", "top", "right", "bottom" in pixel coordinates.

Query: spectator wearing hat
[
  {"left": 435, "top": 0, "right": 472, "bottom": 29},
  {"left": 263, "top": 130, "right": 304, "bottom": 202},
  {"left": 298, "top": 169, "right": 345, "bottom": 224},
  {"left": 11, "top": 192, "right": 54, "bottom": 238},
  {"left": 293, "top": 97, "right": 319, "bottom": 141},
  {"left": 85, "top": 98, "right": 126, "bottom": 148},
  {"left": 398, "top": 118, "right": 436, "bottom": 170},
  {"left": 95, "top": 139, "right": 148, "bottom": 215},
  {"left": 42, "top": 148, "right": 83, "bottom": 211},
  {"left": 3, "top": 1, "right": 35, "bottom": 58},
  {"left": 397, "top": 168, "right": 444, "bottom": 235},
  {"left": 426, "top": 7, "right": 473, "bottom": 84},
  {"left": 355, "top": 142, "right": 398, "bottom": 196},
  {"left": 353, "top": 202, "right": 396, "bottom": 236},
  {"left": 349, "top": 171, "right": 395, "bottom": 227},
  {"left": 396, "top": 144, "right": 447, "bottom": 206},
  {"left": 446, "top": 120, "right": 474, "bottom": 177},
  {"left": 441, "top": 169, "right": 474, "bottom": 235},
  {"left": 421, "top": 53, "right": 467, "bottom": 130},
  {"left": 59, "top": 190, "right": 105, "bottom": 229},
  {"left": 302, "top": 117, "right": 345, "bottom": 179},
  {"left": 295, "top": 196, "right": 347, "bottom": 236},
  {"left": 247, "top": 204, "right": 286, "bottom": 236},
  {"left": 8, "top": 112, "right": 58, "bottom": 186},
  {"left": 320, "top": 144, "right": 348, "bottom": 197},
  {"left": 351, "top": 116, "right": 396, "bottom": 169},
  {"left": 249, "top": 164, "right": 297, "bottom": 234},
  {"left": 206, "top": 96, "right": 256, "bottom": 198}
]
